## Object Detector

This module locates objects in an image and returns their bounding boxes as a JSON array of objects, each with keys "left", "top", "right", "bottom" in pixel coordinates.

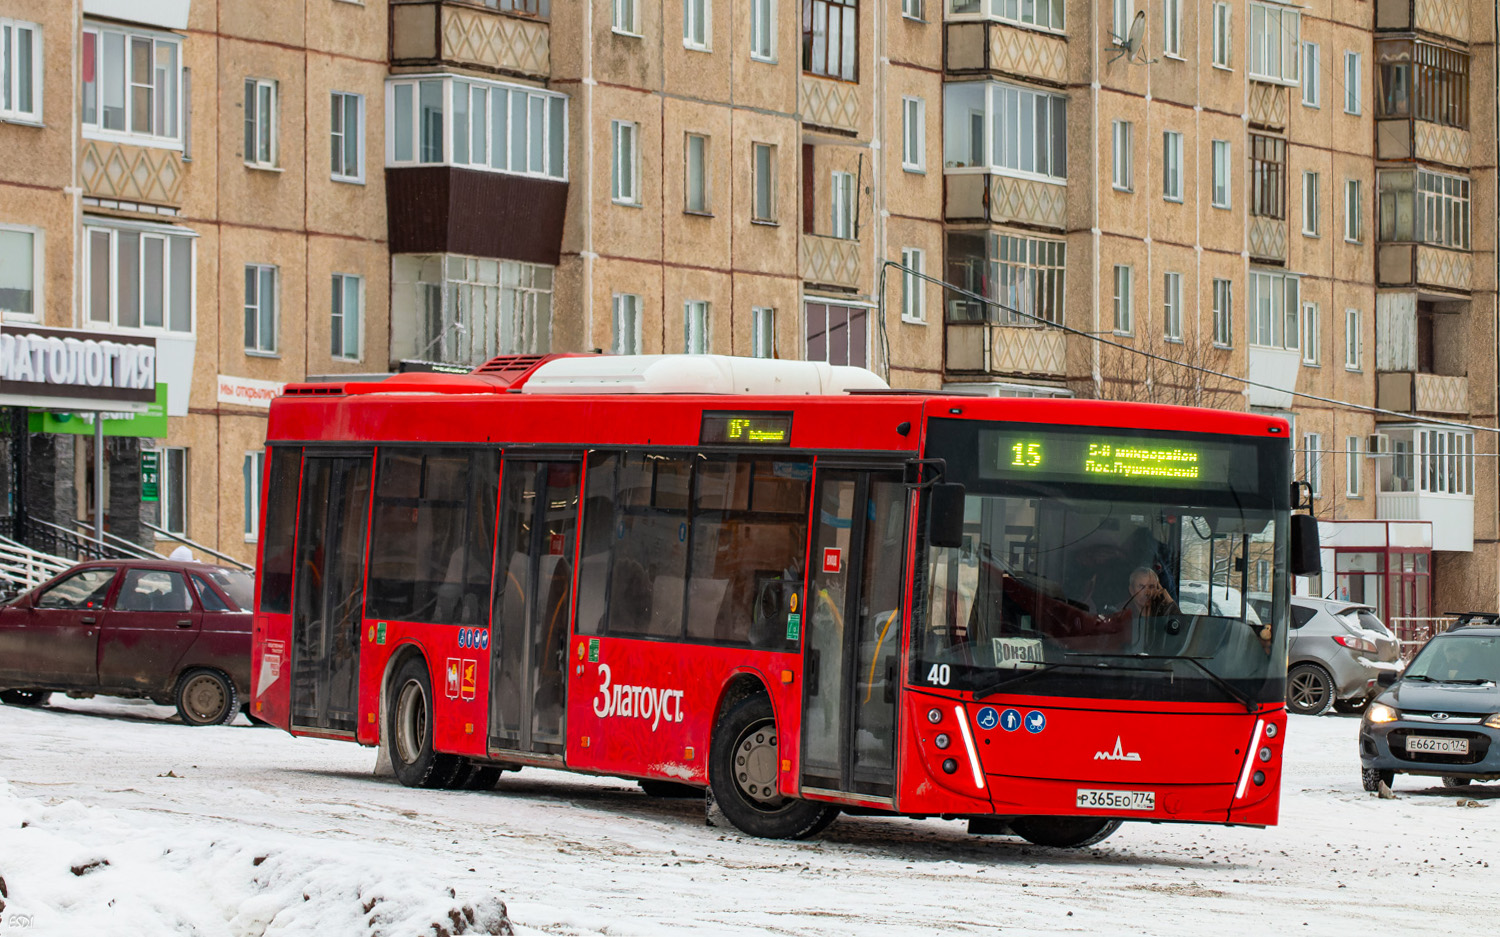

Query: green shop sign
[
  {"left": 28, "top": 384, "right": 169, "bottom": 438},
  {"left": 140, "top": 450, "right": 160, "bottom": 503}
]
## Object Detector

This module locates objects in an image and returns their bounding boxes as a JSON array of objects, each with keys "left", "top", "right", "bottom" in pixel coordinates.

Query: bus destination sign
[
  {"left": 980, "top": 428, "right": 1245, "bottom": 489},
  {"left": 701, "top": 411, "right": 793, "bottom": 446}
]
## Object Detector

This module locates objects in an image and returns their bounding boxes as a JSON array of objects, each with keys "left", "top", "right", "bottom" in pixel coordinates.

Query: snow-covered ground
[{"left": 0, "top": 698, "right": 1495, "bottom": 936}]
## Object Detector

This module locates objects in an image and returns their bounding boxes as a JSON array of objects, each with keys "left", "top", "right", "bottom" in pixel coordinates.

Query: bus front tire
[
  {"left": 1009, "top": 816, "right": 1123, "bottom": 848},
  {"left": 708, "top": 694, "right": 838, "bottom": 840},
  {"left": 388, "top": 657, "right": 464, "bottom": 789}
]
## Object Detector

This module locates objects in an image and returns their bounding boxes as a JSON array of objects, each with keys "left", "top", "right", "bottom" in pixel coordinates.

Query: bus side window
[
  {"left": 574, "top": 453, "right": 619, "bottom": 637},
  {"left": 259, "top": 447, "right": 302, "bottom": 615}
]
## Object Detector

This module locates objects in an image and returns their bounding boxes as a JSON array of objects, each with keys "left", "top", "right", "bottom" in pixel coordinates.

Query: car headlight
[
  {"left": 1484, "top": 713, "right": 1500, "bottom": 730},
  {"left": 1365, "top": 703, "right": 1400, "bottom": 724}
]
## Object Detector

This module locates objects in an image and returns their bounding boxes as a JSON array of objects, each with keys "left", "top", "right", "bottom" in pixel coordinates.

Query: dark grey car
[{"left": 1359, "top": 625, "right": 1500, "bottom": 791}]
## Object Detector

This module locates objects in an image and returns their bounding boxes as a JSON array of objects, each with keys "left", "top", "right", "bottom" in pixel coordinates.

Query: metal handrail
[
  {"left": 142, "top": 521, "right": 253, "bottom": 571},
  {"left": 67, "top": 518, "right": 167, "bottom": 561},
  {"left": 0, "top": 533, "right": 71, "bottom": 593},
  {"left": 24, "top": 516, "right": 114, "bottom": 561}
]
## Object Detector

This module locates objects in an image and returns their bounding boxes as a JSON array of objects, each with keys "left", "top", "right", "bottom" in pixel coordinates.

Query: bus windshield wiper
[
  {"left": 977, "top": 652, "right": 1259, "bottom": 712},
  {"left": 971, "top": 660, "right": 1150, "bottom": 701}
]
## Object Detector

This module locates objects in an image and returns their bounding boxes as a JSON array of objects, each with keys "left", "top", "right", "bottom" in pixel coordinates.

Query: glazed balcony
[
  {"left": 390, "top": 0, "right": 549, "bottom": 82},
  {"left": 945, "top": 322, "right": 1066, "bottom": 379}
]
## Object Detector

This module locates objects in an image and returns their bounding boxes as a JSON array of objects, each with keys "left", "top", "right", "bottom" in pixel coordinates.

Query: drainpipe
[{"left": 582, "top": 0, "right": 596, "bottom": 350}]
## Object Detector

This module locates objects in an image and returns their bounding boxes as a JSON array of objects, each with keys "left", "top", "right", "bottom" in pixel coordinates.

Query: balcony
[
  {"left": 1377, "top": 491, "right": 1473, "bottom": 552},
  {"left": 943, "top": 21, "right": 1067, "bottom": 87},
  {"left": 390, "top": 1, "right": 549, "bottom": 82},
  {"left": 1376, "top": 0, "right": 1469, "bottom": 44},
  {"left": 800, "top": 75, "right": 861, "bottom": 136},
  {"left": 1246, "top": 346, "right": 1298, "bottom": 409},
  {"left": 79, "top": 139, "right": 184, "bottom": 211},
  {"left": 1248, "top": 216, "right": 1287, "bottom": 265},
  {"left": 945, "top": 173, "right": 1065, "bottom": 230},
  {"left": 945, "top": 322, "right": 1066, "bottom": 378},
  {"left": 1377, "top": 245, "right": 1472, "bottom": 293},
  {"left": 1248, "top": 82, "right": 1289, "bottom": 132},
  {"left": 801, "top": 234, "right": 861, "bottom": 291},
  {"left": 387, "top": 166, "right": 567, "bottom": 264},
  {"left": 1376, "top": 121, "right": 1470, "bottom": 168},
  {"left": 1376, "top": 371, "right": 1469, "bottom": 416}
]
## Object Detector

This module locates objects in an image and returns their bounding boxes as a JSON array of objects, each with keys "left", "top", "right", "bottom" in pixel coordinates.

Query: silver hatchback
[{"left": 1285, "top": 596, "right": 1403, "bottom": 715}]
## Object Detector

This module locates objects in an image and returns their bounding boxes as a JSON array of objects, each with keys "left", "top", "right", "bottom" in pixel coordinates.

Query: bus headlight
[{"left": 1365, "top": 703, "right": 1399, "bottom": 724}]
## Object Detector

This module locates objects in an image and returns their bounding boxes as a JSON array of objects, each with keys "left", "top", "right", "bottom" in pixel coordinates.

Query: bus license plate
[
  {"left": 1405, "top": 736, "right": 1469, "bottom": 755},
  {"left": 1075, "top": 789, "right": 1155, "bottom": 811}
]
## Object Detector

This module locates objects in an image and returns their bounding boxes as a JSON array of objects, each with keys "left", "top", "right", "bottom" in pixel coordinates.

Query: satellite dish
[{"left": 1108, "top": 10, "right": 1157, "bottom": 65}]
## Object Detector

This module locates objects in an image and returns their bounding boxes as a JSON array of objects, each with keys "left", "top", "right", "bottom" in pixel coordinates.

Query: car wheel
[
  {"left": 387, "top": 657, "right": 464, "bottom": 789},
  {"left": 1010, "top": 817, "right": 1123, "bottom": 849},
  {"left": 1286, "top": 663, "right": 1334, "bottom": 716},
  {"left": 1361, "top": 767, "right": 1394, "bottom": 792},
  {"left": 1332, "top": 698, "right": 1368, "bottom": 715},
  {"left": 174, "top": 669, "right": 239, "bottom": 726},
  {"left": 0, "top": 689, "right": 52, "bottom": 708},
  {"left": 1441, "top": 776, "right": 1472, "bottom": 788},
  {"left": 640, "top": 780, "right": 702, "bottom": 798},
  {"left": 708, "top": 694, "right": 838, "bottom": 840}
]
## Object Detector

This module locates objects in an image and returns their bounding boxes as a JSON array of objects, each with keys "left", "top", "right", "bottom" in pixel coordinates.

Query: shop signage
[
  {"left": 140, "top": 450, "right": 160, "bottom": 502},
  {"left": 0, "top": 325, "right": 157, "bottom": 405},
  {"left": 217, "top": 374, "right": 286, "bottom": 409},
  {"left": 29, "top": 384, "right": 170, "bottom": 438}
]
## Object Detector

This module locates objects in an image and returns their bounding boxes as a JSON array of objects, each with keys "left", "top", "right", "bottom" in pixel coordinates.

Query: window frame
[
  {"left": 1302, "top": 170, "right": 1319, "bottom": 237},
  {"left": 1162, "top": 271, "right": 1182, "bottom": 342},
  {"left": 1344, "top": 51, "right": 1362, "bottom": 115},
  {"left": 750, "top": 0, "right": 776, "bottom": 61},
  {"left": 82, "top": 222, "right": 196, "bottom": 334},
  {"left": 1302, "top": 42, "right": 1320, "bottom": 107},
  {"left": 1162, "top": 0, "right": 1182, "bottom": 58},
  {"left": 684, "top": 0, "right": 711, "bottom": 51},
  {"left": 613, "top": 0, "right": 641, "bottom": 37},
  {"left": 1211, "top": 2, "right": 1232, "bottom": 69},
  {"left": 1211, "top": 139, "right": 1231, "bottom": 208},
  {"left": 1112, "top": 264, "right": 1133, "bottom": 335},
  {"left": 944, "top": 0, "right": 1064, "bottom": 33},
  {"left": 684, "top": 299, "right": 711, "bottom": 354},
  {"left": 1248, "top": 269, "right": 1300, "bottom": 350},
  {"left": 1303, "top": 432, "right": 1322, "bottom": 500},
  {"left": 1212, "top": 277, "right": 1233, "bottom": 348},
  {"left": 901, "top": 96, "right": 926, "bottom": 173},
  {"left": 1345, "top": 307, "right": 1362, "bottom": 371},
  {"left": 81, "top": 23, "right": 182, "bottom": 147},
  {"left": 830, "top": 170, "right": 855, "bottom": 240},
  {"left": 1346, "top": 435, "right": 1362, "bottom": 499},
  {"left": 244, "top": 263, "right": 278, "bottom": 356},
  {"left": 901, "top": 247, "right": 926, "bottom": 323},
  {"left": 1162, "top": 130, "right": 1183, "bottom": 202},
  {"left": 243, "top": 77, "right": 279, "bottom": 169},
  {"left": 752, "top": 142, "right": 777, "bottom": 223},
  {"left": 1111, "top": 119, "right": 1133, "bottom": 191},
  {"left": 243, "top": 450, "right": 264, "bottom": 542},
  {"left": 902, "top": 0, "right": 926, "bottom": 22},
  {"left": 384, "top": 76, "right": 569, "bottom": 183},
  {"left": 612, "top": 292, "right": 641, "bottom": 355},
  {"left": 803, "top": 301, "right": 869, "bottom": 367},
  {"left": 1249, "top": 133, "right": 1286, "bottom": 220},
  {"left": 611, "top": 119, "right": 640, "bottom": 205},
  {"left": 802, "top": 0, "right": 858, "bottom": 82},
  {"left": 1301, "top": 301, "right": 1319, "bottom": 365},
  {"left": 1247, "top": 2, "right": 1301, "bottom": 86},
  {"left": 0, "top": 18, "right": 42, "bottom": 124},
  {"left": 156, "top": 445, "right": 188, "bottom": 538},
  {"left": 329, "top": 90, "right": 365, "bottom": 184},
  {"left": 1344, "top": 178, "right": 1362, "bottom": 242},
  {"left": 751, "top": 306, "right": 775, "bottom": 358},
  {"left": 942, "top": 80, "right": 1068, "bottom": 183},
  {"left": 0, "top": 223, "right": 42, "bottom": 322},
  {"left": 684, "top": 132, "right": 710, "bottom": 214},
  {"left": 330, "top": 272, "right": 363, "bottom": 362}
]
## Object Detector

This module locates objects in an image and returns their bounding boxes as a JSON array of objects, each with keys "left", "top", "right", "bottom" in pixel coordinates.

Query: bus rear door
[{"left": 801, "top": 466, "right": 909, "bottom": 802}]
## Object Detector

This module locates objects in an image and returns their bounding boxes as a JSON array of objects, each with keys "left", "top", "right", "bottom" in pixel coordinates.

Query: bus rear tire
[
  {"left": 1009, "top": 816, "right": 1122, "bottom": 848},
  {"left": 388, "top": 657, "right": 464, "bottom": 789},
  {"left": 708, "top": 694, "right": 838, "bottom": 840}
]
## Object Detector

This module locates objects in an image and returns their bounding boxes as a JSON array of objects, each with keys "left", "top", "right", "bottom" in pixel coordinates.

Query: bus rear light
[
  {"left": 1235, "top": 719, "right": 1266, "bottom": 800},
  {"left": 954, "top": 705, "right": 986, "bottom": 791}
]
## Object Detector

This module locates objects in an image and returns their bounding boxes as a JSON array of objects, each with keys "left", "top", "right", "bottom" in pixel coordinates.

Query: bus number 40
[{"left": 927, "top": 664, "right": 950, "bottom": 686}]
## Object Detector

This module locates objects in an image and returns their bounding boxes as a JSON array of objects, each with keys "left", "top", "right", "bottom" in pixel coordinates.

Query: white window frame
[
  {"left": 987, "top": 232, "right": 1067, "bottom": 326},
  {"left": 684, "top": 300, "right": 711, "bottom": 354},
  {"left": 1344, "top": 178, "right": 1362, "bottom": 242},
  {"left": 1303, "top": 432, "right": 1322, "bottom": 499},
  {"left": 901, "top": 97, "right": 926, "bottom": 172},
  {"left": 804, "top": 301, "right": 869, "bottom": 367},
  {"left": 751, "top": 306, "right": 775, "bottom": 358},
  {"left": 1112, "top": 264, "right": 1133, "bottom": 335},
  {"left": 385, "top": 76, "right": 569, "bottom": 183},
  {"left": 1111, "top": 120, "right": 1133, "bottom": 191},
  {"left": 1162, "top": 272, "right": 1182, "bottom": 342},
  {"left": 242, "top": 451, "right": 263, "bottom": 542},
  {"left": 942, "top": 81, "right": 1068, "bottom": 183},
  {"left": 1302, "top": 42, "right": 1320, "bottom": 107},
  {"left": 901, "top": 248, "right": 926, "bottom": 323},
  {"left": 613, "top": 0, "right": 641, "bottom": 37},
  {"left": 1301, "top": 301, "right": 1319, "bottom": 365},
  {"left": 83, "top": 222, "right": 197, "bottom": 333},
  {"left": 1248, "top": 269, "right": 1300, "bottom": 350},
  {"left": 1212, "top": 277, "right": 1232, "bottom": 348},
  {"left": 685, "top": 132, "right": 710, "bottom": 214},
  {"left": 330, "top": 272, "right": 362, "bottom": 362},
  {"left": 156, "top": 446, "right": 188, "bottom": 538},
  {"left": 750, "top": 0, "right": 776, "bottom": 61},
  {"left": 946, "top": 0, "right": 1063, "bottom": 32},
  {"left": 612, "top": 119, "right": 640, "bottom": 205},
  {"left": 612, "top": 292, "right": 641, "bottom": 355},
  {"left": 329, "top": 91, "right": 364, "bottom": 184},
  {"left": 1162, "top": 0, "right": 1182, "bottom": 58},
  {"left": 831, "top": 170, "right": 855, "bottom": 240},
  {"left": 1346, "top": 435, "right": 1362, "bottom": 498},
  {"left": 1211, "top": 3, "right": 1231, "bottom": 69},
  {"left": 1345, "top": 307, "right": 1362, "bottom": 370},
  {"left": 752, "top": 142, "right": 777, "bottom": 222},
  {"left": 1302, "top": 171, "right": 1319, "bottom": 236},
  {"left": 244, "top": 263, "right": 278, "bottom": 356},
  {"left": 1248, "top": 2, "right": 1301, "bottom": 85},
  {"left": 0, "top": 18, "right": 42, "bottom": 124},
  {"left": 1344, "top": 51, "right": 1362, "bottom": 115},
  {"left": 902, "top": 0, "right": 925, "bottom": 21},
  {"left": 244, "top": 78, "right": 278, "bottom": 169},
  {"left": 0, "top": 223, "right": 42, "bottom": 322},
  {"left": 1162, "top": 130, "right": 1183, "bottom": 202},
  {"left": 684, "top": 0, "right": 711, "bottom": 52},
  {"left": 1113, "top": 0, "right": 1133, "bottom": 44},
  {"left": 81, "top": 23, "right": 182, "bottom": 147},
  {"left": 1211, "top": 139, "right": 1231, "bottom": 208}
]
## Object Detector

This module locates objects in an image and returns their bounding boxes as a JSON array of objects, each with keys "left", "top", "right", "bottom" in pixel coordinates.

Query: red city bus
[{"left": 251, "top": 354, "right": 1315, "bottom": 848}]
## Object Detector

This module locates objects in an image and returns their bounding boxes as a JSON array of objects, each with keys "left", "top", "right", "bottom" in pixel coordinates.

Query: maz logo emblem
[{"left": 1094, "top": 736, "right": 1142, "bottom": 762}]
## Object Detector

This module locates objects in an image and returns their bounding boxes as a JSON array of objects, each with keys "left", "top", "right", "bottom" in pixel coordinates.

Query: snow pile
[{"left": 0, "top": 781, "right": 511, "bottom": 936}]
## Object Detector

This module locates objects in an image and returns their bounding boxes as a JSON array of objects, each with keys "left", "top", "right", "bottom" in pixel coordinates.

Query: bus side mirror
[
  {"left": 928, "top": 484, "right": 966, "bottom": 549},
  {"left": 1290, "top": 514, "right": 1321, "bottom": 576}
]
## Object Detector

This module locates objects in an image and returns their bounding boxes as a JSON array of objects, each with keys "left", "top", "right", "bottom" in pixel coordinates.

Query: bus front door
[
  {"left": 289, "top": 454, "right": 372, "bottom": 735},
  {"left": 489, "top": 458, "right": 581, "bottom": 758},
  {"left": 801, "top": 467, "right": 908, "bottom": 802}
]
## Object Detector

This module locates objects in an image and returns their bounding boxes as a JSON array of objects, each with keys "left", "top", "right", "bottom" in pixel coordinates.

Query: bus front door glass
[
  {"left": 490, "top": 458, "right": 581, "bottom": 756},
  {"left": 289, "top": 455, "right": 372, "bottom": 734},
  {"left": 803, "top": 468, "right": 907, "bottom": 799}
]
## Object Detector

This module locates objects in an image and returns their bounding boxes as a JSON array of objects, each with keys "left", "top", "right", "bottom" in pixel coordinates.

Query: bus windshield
[{"left": 917, "top": 419, "right": 1289, "bottom": 706}]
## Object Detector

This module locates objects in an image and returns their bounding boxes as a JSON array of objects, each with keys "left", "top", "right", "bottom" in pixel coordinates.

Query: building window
[
  {"left": 1302, "top": 42, "right": 1320, "bottom": 106},
  {"left": 1345, "top": 308, "right": 1361, "bottom": 370},
  {"left": 244, "top": 264, "right": 278, "bottom": 355},
  {"left": 1211, "top": 139, "right": 1231, "bottom": 208},
  {"left": 942, "top": 81, "right": 1067, "bottom": 180},
  {"left": 1378, "top": 169, "right": 1470, "bottom": 249},
  {"left": 82, "top": 25, "right": 181, "bottom": 144},
  {"left": 1248, "top": 269, "right": 1299, "bottom": 349},
  {"left": 612, "top": 293, "right": 640, "bottom": 355},
  {"left": 331, "top": 273, "right": 362, "bottom": 361},
  {"left": 751, "top": 306, "right": 775, "bottom": 358},
  {"left": 243, "top": 78, "right": 278, "bottom": 168},
  {"left": 805, "top": 301, "right": 867, "bottom": 367},
  {"left": 158, "top": 446, "right": 188, "bottom": 537},
  {"left": 1112, "top": 0, "right": 1133, "bottom": 42},
  {"left": 684, "top": 300, "right": 711, "bottom": 354},
  {"left": 901, "top": 97, "right": 925, "bottom": 172},
  {"left": 1162, "top": 272, "right": 1182, "bottom": 342},
  {"left": 947, "top": 0, "right": 1063, "bottom": 31},
  {"left": 497, "top": 0, "right": 550, "bottom": 15},
  {"left": 1212, "top": 278, "right": 1232, "bottom": 347},
  {"left": 393, "top": 255, "right": 554, "bottom": 366},
  {"left": 831, "top": 170, "right": 855, "bottom": 239},
  {"left": 752, "top": 143, "right": 776, "bottom": 222},
  {"left": 1303, "top": 433, "right": 1322, "bottom": 499},
  {"left": 243, "top": 451, "right": 263, "bottom": 541},
  {"left": 1111, "top": 120, "right": 1133, "bottom": 191},
  {"left": 1248, "top": 2, "right": 1300, "bottom": 84},
  {"left": 1211, "top": 3, "right": 1231, "bottom": 68},
  {"left": 1344, "top": 52, "right": 1362, "bottom": 114},
  {"left": 685, "top": 133, "right": 709, "bottom": 213},
  {"left": 330, "top": 92, "right": 363, "bottom": 183},
  {"left": 945, "top": 231, "right": 1065, "bottom": 326},
  {"left": 611, "top": 119, "right": 639, "bottom": 204},
  {"left": 1346, "top": 436, "right": 1361, "bottom": 498},
  {"left": 613, "top": 0, "right": 639, "bottom": 36},
  {"left": 1162, "top": 0, "right": 1181, "bottom": 57},
  {"left": 1162, "top": 131, "right": 1182, "bottom": 202},
  {"left": 1302, "top": 171, "right": 1319, "bottom": 236},
  {"left": 901, "top": 248, "right": 925, "bottom": 323},
  {"left": 0, "top": 18, "right": 40, "bottom": 123},
  {"left": 387, "top": 77, "right": 568, "bottom": 182},
  {"left": 1382, "top": 428, "right": 1474, "bottom": 497},
  {"left": 1376, "top": 40, "right": 1469, "bottom": 129},
  {"left": 1345, "top": 179, "right": 1362, "bottom": 242},
  {"left": 84, "top": 224, "right": 195, "bottom": 332},
  {"left": 803, "top": 0, "right": 857, "bottom": 81},
  {"left": 684, "top": 0, "right": 711, "bottom": 50},
  {"left": 1112, "top": 264, "right": 1133, "bottom": 334},
  {"left": 902, "top": 0, "right": 925, "bottom": 20},
  {"left": 751, "top": 0, "right": 775, "bottom": 60},
  {"left": 1250, "top": 133, "right": 1286, "bottom": 219},
  {"left": 0, "top": 225, "right": 39, "bottom": 320},
  {"left": 1301, "top": 302, "right": 1319, "bottom": 365}
]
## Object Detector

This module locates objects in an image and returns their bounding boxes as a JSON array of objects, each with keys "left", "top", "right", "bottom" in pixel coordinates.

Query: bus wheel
[
  {"left": 389, "top": 657, "right": 464, "bottom": 789},
  {"left": 708, "top": 695, "right": 838, "bottom": 840},
  {"left": 1009, "top": 816, "right": 1122, "bottom": 848},
  {"left": 174, "top": 669, "right": 239, "bottom": 726},
  {"left": 0, "top": 689, "right": 51, "bottom": 707}
]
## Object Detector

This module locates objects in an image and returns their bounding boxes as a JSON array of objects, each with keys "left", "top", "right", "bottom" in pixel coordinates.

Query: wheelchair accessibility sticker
[{"left": 976, "top": 706, "right": 999, "bottom": 731}]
